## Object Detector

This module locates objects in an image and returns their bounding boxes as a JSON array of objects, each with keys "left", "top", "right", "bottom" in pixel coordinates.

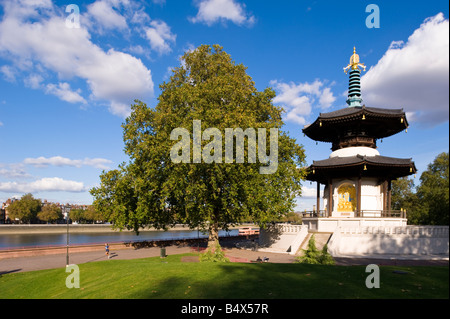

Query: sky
[{"left": 0, "top": 0, "right": 448, "bottom": 211}]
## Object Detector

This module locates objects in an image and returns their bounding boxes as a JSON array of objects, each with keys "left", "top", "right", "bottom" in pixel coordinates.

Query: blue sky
[{"left": 0, "top": 0, "right": 448, "bottom": 211}]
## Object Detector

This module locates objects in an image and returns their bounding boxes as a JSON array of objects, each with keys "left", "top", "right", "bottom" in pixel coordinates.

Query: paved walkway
[
  {"left": 0, "top": 245, "right": 447, "bottom": 275},
  {"left": 0, "top": 245, "right": 297, "bottom": 274}
]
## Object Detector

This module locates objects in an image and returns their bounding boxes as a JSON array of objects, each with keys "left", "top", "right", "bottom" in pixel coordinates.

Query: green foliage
[
  {"left": 7, "top": 193, "right": 41, "bottom": 223},
  {"left": 37, "top": 204, "right": 62, "bottom": 223},
  {"left": 319, "top": 244, "right": 335, "bottom": 265},
  {"left": 296, "top": 234, "right": 335, "bottom": 265},
  {"left": 69, "top": 206, "right": 103, "bottom": 224},
  {"left": 199, "top": 241, "right": 230, "bottom": 262},
  {"left": 297, "top": 234, "right": 320, "bottom": 264},
  {"left": 391, "top": 177, "right": 416, "bottom": 211},
  {"left": 415, "top": 152, "right": 449, "bottom": 225},
  {"left": 391, "top": 152, "right": 449, "bottom": 226},
  {"left": 277, "top": 211, "right": 302, "bottom": 224},
  {"left": 90, "top": 44, "right": 306, "bottom": 240}
]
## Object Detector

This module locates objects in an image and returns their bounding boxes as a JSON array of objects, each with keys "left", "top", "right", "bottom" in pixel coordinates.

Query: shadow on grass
[
  {"left": 0, "top": 269, "right": 22, "bottom": 277},
  {"left": 133, "top": 260, "right": 449, "bottom": 299},
  {"left": 132, "top": 262, "right": 364, "bottom": 299}
]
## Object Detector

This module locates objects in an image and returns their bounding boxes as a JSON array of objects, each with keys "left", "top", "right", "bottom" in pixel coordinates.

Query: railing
[
  {"left": 357, "top": 210, "right": 407, "bottom": 218},
  {"left": 339, "top": 226, "right": 449, "bottom": 237},
  {"left": 300, "top": 210, "right": 328, "bottom": 218},
  {"left": 238, "top": 227, "right": 260, "bottom": 235},
  {"left": 278, "top": 224, "right": 304, "bottom": 233},
  {"left": 301, "top": 209, "right": 407, "bottom": 218}
]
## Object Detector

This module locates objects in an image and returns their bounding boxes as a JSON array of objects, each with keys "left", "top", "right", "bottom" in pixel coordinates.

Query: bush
[
  {"left": 318, "top": 244, "right": 335, "bottom": 265},
  {"left": 199, "top": 241, "right": 230, "bottom": 262},
  {"left": 296, "top": 234, "right": 335, "bottom": 265}
]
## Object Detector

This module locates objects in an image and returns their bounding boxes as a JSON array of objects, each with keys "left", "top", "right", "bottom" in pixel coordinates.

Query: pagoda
[{"left": 302, "top": 48, "right": 416, "bottom": 229}]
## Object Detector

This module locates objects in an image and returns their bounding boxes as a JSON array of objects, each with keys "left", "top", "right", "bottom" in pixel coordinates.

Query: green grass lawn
[{"left": 0, "top": 253, "right": 448, "bottom": 299}]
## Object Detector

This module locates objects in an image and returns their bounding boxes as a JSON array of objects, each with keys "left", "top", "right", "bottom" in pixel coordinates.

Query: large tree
[
  {"left": 393, "top": 152, "right": 449, "bottom": 225},
  {"left": 90, "top": 45, "right": 306, "bottom": 248},
  {"left": 7, "top": 193, "right": 41, "bottom": 223},
  {"left": 415, "top": 152, "right": 449, "bottom": 225},
  {"left": 391, "top": 177, "right": 417, "bottom": 210}
]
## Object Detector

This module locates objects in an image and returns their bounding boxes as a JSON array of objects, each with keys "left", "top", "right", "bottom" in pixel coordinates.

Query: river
[{"left": 0, "top": 229, "right": 239, "bottom": 249}]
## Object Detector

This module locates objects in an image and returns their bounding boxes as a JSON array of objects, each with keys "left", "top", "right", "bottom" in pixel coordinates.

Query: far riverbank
[{"left": 0, "top": 224, "right": 255, "bottom": 235}]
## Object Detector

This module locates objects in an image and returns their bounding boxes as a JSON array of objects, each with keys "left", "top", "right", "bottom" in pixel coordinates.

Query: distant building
[
  {"left": 1, "top": 198, "right": 18, "bottom": 223},
  {"left": 1, "top": 197, "right": 90, "bottom": 223}
]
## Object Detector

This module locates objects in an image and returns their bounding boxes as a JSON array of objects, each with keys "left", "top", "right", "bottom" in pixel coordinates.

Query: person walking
[{"left": 105, "top": 243, "right": 110, "bottom": 259}]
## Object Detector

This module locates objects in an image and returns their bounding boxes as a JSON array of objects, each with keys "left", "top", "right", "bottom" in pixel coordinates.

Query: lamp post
[{"left": 65, "top": 206, "right": 71, "bottom": 267}]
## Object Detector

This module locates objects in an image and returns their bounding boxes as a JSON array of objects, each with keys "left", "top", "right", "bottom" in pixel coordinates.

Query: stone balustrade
[
  {"left": 340, "top": 225, "right": 449, "bottom": 236},
  {"left": 328, "top": 225, "right": 449, "bottom": 257}
]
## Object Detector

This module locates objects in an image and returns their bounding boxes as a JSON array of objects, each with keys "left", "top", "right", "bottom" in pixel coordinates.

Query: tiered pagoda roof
[
  {"left": 302, "top": 105, "right": 409, "bottom": 150},
  {"left": 303, "top": 47, "right": 416, "bottom": 182},
  {"left": 305, "top": 154, "right": 416, "bottom": 183}
]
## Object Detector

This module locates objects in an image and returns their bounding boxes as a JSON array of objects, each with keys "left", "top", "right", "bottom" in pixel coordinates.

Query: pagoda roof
[
  {"left": 303, "top": 105, "right": 409, "bottom": 142},
  {"left": 305, "top": 154, "right": 417, "bottom": 183},
  {"left": 318, "top": 106, "right": 405, "bottom": 119}
]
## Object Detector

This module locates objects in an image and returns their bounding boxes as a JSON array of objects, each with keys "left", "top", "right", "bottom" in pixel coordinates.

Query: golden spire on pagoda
[{"left": 343, "top": 47, "right": 366, "bottom": 74}]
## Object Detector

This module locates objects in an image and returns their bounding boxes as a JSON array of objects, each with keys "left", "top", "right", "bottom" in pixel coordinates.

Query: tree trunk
[{"left": 207, "top": 221, "right": 219, "bottom": 250}]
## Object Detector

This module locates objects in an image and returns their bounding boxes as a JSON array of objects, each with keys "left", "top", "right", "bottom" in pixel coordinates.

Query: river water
[{"left": 0, "top": 229, "right": 239, "bottom": 249}]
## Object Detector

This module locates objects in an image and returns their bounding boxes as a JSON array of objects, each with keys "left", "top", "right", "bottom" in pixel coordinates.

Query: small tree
[
  {"left": 318, "top": 244, "right": 335, "bottom": 265},
  {"left": 84, "top": 206, "right": 102, "bottom": 223},
  {"left": 297, "top": 234, "right": 321, "bottom": 264},
  {"left": 199, "top": 241, "right": 230, "bottom": 262},
  {"left": 37, "top": 204, "right": 62, "bottom": 223},
  {"left": 279, "top": 211, "right": 302, "bottom": 224},
  {"left": 296, "top": 234, "right": 334, "bottom": 265},
  {"left": 69, "top": 208, "right": 86, "bottom": 224}
]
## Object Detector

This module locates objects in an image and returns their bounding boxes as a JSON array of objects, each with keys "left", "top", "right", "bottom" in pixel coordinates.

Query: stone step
[{"left": 296, "top": 232, "right": 332, "bottom": 255}]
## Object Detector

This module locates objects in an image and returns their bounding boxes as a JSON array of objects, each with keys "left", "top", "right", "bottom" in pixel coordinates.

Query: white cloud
[
  {"left": 270, "top": 79, "right": 336, "bottom": 125},
  {"left": 361, "top": 13, "right": 449, "bottom": 126},
  {"left": 1, "top": 65, "right": 16, "bottom": 82},
  {"left": 23, "top": 156, "right": 113, "bottom": 169},
  {"left": 144, "top": 20, "right": 176, "bottom": 55},
  {"left": 0, "top": 163, "right": 31, "bottom": 179},
  {"left": 0, "top": 177, "right": 85, "bottom": 193},
  {"left": 300, "top": 186, "right": 319, "bottom": 198},
  {"left": 24, "top": 73, "right": 44, "bottom": 89},
  {"left": 190, "top": 0, "right": 255, "bottom": 26},
  {"left": 0, "top": 0, "right": 154, "bottom": 117},
  {"left": 45, "top": 82, "right": 87, "bottom": 104},
  {"left": 130, "top": 8, "right": 151, "bottom": 25},
  {"left": 85, "top": 0, "right": 128, "bottom": 32},
  {"left": 319, "top": 87, "right": 336, "bottom": 109}
]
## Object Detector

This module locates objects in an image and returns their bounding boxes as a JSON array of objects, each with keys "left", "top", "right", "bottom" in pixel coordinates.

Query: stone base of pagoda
[{"left": 302, "top": 217, "right": 407, "bottom": 233}]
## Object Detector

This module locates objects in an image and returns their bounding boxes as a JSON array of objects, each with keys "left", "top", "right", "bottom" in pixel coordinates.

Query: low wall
[
  {"left": 259, "top": 224, "right": 308, "bottom": 254},
  {"left": 0, "top": 224, "right": 197, "bottom": 234},
  {"left": 0, "top": 242, "right": 128, "bottom": 259},
  {"left": 328, "top": 226, "right": 449, "bottom": 258},
  {"left": 0, "top": 235, "right": 258, "bottom": 260},
  {"left": 0, "top": 224, "right": 122, "bottom": 234},
  {"left": 302, "top": 217, "right": 407, "bottom": 233}
]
